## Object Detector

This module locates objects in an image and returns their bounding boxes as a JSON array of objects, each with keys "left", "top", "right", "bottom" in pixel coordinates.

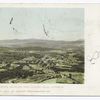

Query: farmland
[{"left": 0, "top": 39, "right": 84, "bottom": 84}]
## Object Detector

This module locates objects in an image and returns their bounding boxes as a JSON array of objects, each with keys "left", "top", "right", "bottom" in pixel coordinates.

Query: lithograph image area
[{"left": 0, "top": 8, "right": 84, "bottom": 84}]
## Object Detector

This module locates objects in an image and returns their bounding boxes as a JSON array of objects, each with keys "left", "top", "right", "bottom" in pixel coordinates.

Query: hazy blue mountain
[{"left": 0, "top": 39, "right": 84, "bottom": 49}]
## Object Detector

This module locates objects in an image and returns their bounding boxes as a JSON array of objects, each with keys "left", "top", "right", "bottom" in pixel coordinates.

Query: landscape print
[{"left": 0, "top": 8, "right": 84, "bottom": 84}]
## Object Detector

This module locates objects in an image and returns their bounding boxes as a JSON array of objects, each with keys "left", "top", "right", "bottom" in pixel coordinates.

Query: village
[{"left": 0, "top": 47, "right": 84, "bottom": 83}]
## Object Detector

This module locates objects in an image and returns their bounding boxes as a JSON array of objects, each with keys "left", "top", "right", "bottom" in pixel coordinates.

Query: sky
[{"left": 0, "top": 8, "right": 84, "bottom": 41}]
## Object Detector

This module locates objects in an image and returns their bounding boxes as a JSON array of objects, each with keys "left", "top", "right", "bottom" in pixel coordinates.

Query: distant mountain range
[{"left": 0, "top": 39, "right": 84, "bottom": 49}]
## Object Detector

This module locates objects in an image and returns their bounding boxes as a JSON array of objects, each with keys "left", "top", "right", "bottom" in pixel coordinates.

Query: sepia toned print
[{"left": 0, "top": 7, "right": 84, "bottom": 84}]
